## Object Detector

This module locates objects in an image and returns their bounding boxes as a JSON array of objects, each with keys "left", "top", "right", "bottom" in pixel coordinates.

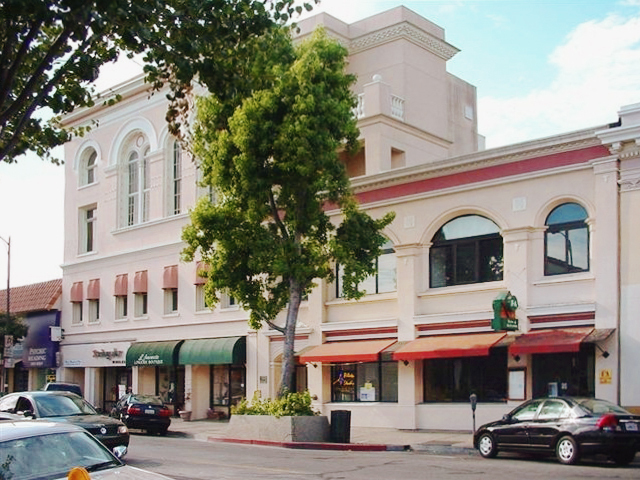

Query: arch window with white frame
[
  {"left": 80, "top": 149, "right": 97, "bottom": 186},
  {"left": 122, "top": 134, "right": 150, "bottom": 227},
  {"left": 429, "top": 215, "right": 503, "bottom": 288},
  {"left": 336, "top": 238, "right": 396, "bottom": 297},
  {"left": 544, "top": 202, "right": 589, "bottom": 275}
]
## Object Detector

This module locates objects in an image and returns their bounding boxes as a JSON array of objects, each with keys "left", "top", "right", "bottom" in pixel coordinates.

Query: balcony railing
[{"left": 353, "top": 93, "right": 404, "bottom": 121}]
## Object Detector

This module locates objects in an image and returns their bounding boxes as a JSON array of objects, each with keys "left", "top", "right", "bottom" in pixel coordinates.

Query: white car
[{"left": 1, "top": 420, "right": 175, "bottom": 479}]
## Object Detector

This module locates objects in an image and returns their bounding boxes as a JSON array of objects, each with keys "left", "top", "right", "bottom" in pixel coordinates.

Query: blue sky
[{"left": 2, "top": 0, "right": 640, "bottom": 287}]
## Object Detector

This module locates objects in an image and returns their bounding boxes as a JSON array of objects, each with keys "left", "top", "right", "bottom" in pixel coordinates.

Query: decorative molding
[{"left": 349, "top": 22, "right": 459, "bottom": 60}]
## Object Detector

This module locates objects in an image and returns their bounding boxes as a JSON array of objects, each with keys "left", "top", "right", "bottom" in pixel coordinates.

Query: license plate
[
  {"left": 625, "top": 422, "right": 638, "bottom": 431},
  {"left": 145, "top": 409, "right": 155, "bottom": 415}
]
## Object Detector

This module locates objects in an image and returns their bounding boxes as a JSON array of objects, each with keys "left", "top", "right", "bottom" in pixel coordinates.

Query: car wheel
[
  {"left": 159, "top": 427, "right": 168, "bottom": 436},
  {"left": 611, "top": 449, "right": 636, "bottom": 466},
  {"left": 555, "top": 435, "right": 579, "bottom": 465},
  {"left": 477, "top": 432, "right": 498, "bottom": 458}
]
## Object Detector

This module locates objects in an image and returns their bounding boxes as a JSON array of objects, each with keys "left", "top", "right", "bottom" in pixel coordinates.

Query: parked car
[
  {"left": 1, "top": 420, "right": 174, "bottom": 479},
  {"left": 0, "top": 391, "right": 129, "bottom": 451},
  {"left": 44, "top": 381, "right": 83, "bottom": 397},
  {"left": 474, "top": 396, "right": 640, "bottom": 465},
  {"left": 111, "top": 393, "right": 172, "bottom": 435}
]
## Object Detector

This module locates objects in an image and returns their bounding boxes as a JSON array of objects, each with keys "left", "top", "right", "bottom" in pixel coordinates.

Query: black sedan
[
  {"left": 111, "top": 393, "right": 172, "bottom": 435},
  {"left": 0, "top": 391, "right": 129, "bottom": 451},
  {"left": 474, "top": 397, "right": 640, "bottom": 465}
]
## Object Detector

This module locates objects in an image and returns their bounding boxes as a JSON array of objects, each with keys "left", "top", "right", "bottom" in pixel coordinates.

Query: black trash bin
[{"left": 330, "top": 410, "right": 351, "bottom": 443}]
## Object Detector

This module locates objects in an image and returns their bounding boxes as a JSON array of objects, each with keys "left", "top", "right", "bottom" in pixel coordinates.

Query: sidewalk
[{"left": 168, "top": 417, "right": 477, "bottom": 454}]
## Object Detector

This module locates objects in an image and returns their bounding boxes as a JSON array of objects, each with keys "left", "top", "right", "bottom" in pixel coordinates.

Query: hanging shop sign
[{"left": 492, "top": 291, "right": 519, "bottom": 331}]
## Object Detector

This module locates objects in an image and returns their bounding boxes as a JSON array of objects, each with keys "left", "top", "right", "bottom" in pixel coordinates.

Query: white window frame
[
  {"left": 115, "top": 295, "right": 128, "bottom": 320},
  {"left": 164, "top": 288, "right": 178, "bottom": 314},
  {"left": 122, "top": 134, "right": 150, "bottom": 227},
  {"left": 81, "top": 149, "right": 97, "bottom": 186},
  {"left": 171, "top": 140, "right": 182, "bottom": 215},
  {"left": 79, "top": 206, "right": 97, "bottom": 254},
  {"left": 134, "top": 292, "right": 148, "bottom": 318},
  {"left": 88, "top": 299, "right": 100, "bottom": 323},
  {"left": 71, "top": 301, "right": 83, "bottom": 324}
]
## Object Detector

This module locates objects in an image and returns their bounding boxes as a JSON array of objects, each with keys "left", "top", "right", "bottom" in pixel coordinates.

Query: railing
[{"left": 352, "top": 93, "right": 404, "bottom": 121}]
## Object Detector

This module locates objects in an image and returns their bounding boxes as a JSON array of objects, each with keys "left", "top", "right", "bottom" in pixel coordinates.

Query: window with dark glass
[
  {"left": 544, "top": 203, "right": 589, "bottom": 275},
  {"left": 336, "top": 239, "right": 396, "bottom": 297},
  {"left": 331, "top": 361, "right": 397, "bottom": 402},
  {"left": 532, "top": 345, "right": 595, "bottom": 398},
  {"left": 429, "top": 215, "right": 503, "bottom": 288},
  {"left": 423, "top": 348, "right": 507, "bottom": 402}
]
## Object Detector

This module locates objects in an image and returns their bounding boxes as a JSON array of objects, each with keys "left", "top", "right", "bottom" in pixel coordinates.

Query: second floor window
[
  {"left": 336, "top": 238, "right": 396, "bottom": 297},
  {"left": 172, "top": 141, "right": 182, "bottom": 215},
  {"left": 125, "top": 139, "right": 150, "bottom": 226},
  {"left": 545, "top": 202, "right": 589, "bottom": 275},
  {"left": 430, "top": 215, "right": 503, "bottom": 288},
  {"left": 80, "top": 206, "right": 96, "bottom": 254}
]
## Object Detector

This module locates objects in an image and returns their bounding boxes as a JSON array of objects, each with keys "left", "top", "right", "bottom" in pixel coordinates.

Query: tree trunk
[{"left": 278, "top": 278, "right": 303, "bottom": 397}]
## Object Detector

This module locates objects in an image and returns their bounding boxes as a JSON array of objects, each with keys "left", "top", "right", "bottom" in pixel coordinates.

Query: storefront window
[
  {"left": 331, "top": 362, "right": 398, "bottom": 402},
  {"left": 423, "top": 348, "right": 507, "bottom": 402},
  {"left": 532, "top": 345, "right": 594, "bottom": 397}
]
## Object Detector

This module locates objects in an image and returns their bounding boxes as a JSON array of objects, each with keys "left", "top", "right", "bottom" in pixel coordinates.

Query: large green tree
[
  {"left": 0, "top": 0, "right": 315, "bottom": 164},
  {"left": 182, "top": 29, "right": 395, "bottom": 396}
]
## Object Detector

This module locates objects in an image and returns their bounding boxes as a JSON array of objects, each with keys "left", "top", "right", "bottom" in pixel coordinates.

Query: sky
[{"left": 1, "top": 0, "right": 640, "bottom": 288}]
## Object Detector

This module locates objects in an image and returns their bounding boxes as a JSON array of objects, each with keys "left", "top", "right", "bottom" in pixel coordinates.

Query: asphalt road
[{"left": 123, "top": 431, "right": 640, "bottom": 480}]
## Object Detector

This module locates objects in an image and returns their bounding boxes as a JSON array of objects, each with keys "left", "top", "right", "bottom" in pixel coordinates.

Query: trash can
[{"left": 330, "top": 410, "right": 351, "bottom": 443}]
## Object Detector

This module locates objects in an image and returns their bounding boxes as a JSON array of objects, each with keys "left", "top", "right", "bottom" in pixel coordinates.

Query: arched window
[
  {"left": 336, "top": 238, "right": 397, "bottom": 297},
  {"left": 429, "top": 215, "right": 503, "bottom": 288},
  {"left": 123, "top": 134, "right": 150, "bottom": 227},
  {"left": 544, "top": 203, "right": 589, "bottom": 275},
  {"left": 80, "top": 149, "right": 97, "bottom": 186}
]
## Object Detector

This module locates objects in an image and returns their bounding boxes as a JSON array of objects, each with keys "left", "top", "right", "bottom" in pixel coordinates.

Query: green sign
[{"left": 492, "top": 292, "right": 519, "bottom": 331}]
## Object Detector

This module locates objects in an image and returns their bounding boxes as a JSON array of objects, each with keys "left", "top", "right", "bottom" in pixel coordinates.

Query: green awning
[
  {"left": 126, "top": 340, "right": 183, "bottom": 367},
  {"left": 179, "top": 336, "right": 246, "bottom": 365}
]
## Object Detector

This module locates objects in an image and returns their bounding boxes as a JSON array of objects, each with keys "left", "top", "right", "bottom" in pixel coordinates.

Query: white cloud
[{"left": 479, "top": 12, "right": 640, "bottom": 147}]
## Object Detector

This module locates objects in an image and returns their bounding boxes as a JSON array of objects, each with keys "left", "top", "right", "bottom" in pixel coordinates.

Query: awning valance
[
  {"left": 70, "top": 282, "right": 83, "bottom": 303},
  {"left": 298, "top": 339, "right": 396, "bottom": 364},
  {"left": 163, "top": 265, "right": 178, "bottom": 290},
  {"left": 126, "top": 340, "right": 183, "bottom": 367},
  {"left": 114, "top": 274, "right": 128, "bottom": 296},
  {"left": 179, "top": 336, "right": 246, "bottom": 365},
  {"left": 393, "top": 332, "right": 507, "bottom": 361},
  {"left": 133, "top": 270, "right": 148, "bottom": 294},
  {"left": 509, "top": 327, "right": 593, "bottom": 355},
  {"left": 87, "top": 279, "right": 100, "bottom": 300},
  {"left": 194, "top": 261, "right": 209, "bottom": 285}
]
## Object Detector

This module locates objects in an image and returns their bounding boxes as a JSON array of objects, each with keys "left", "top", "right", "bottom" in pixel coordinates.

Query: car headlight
[{"left": 118, "top": 425, "right": 129, "bottom": 434}]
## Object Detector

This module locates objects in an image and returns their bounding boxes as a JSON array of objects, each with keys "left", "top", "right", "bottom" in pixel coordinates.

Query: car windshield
[
  {"left": 0, "top": 431, "right": 121, "bottom": 480},
  {"left": 131, "top": 395, "right": 164, "bottom": 405},
  {"left": 575, "top": 398, "right": 630, "bottom": 415},
  {"left": 35, "top": 395, "right": 97, "bottom": 417}
]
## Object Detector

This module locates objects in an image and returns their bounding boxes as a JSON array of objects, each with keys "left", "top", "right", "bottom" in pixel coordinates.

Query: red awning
[
  {"left": 70, "top": 282, "right": 83, "bottom": 303},
  {"left": 509, "top": 327, "right": 594, "bottom": 355},
  {"left": 133, "top": 270, "right": 148, "bottom": 293},
  {"left": 194, "top": 261, "right": 209, "bottom": 285},
  {"left": 393, "top": 332, "right": 507, "bottom": 361},
  {"left": 163, "top": 265, "right": 178, "bottom": 290},
  {"left": 86, "top": 279, "right": 100, "bottom": 300},
  {"left": 298, "top": 339, "right": 396, "bottom": 364},
  {"left": 114, "top": 274, "right": 128, "bottom": 297}
]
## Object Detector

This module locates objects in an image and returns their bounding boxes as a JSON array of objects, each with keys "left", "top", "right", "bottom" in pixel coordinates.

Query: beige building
[{"left": 59, "top": 7, "right": 640, "bottom": 430}]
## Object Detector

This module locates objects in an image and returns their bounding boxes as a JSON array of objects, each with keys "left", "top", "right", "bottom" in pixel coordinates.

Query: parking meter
[{"left": 470, "top": 393, "right": 478, "bottom": 432}]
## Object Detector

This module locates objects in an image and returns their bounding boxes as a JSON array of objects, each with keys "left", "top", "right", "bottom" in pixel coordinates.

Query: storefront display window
[
  {"left": 331, "top": 361, "right": 398, "bottom": 402},
  {"left": 423, "top": 348, "right": 507, "bottom": 402},
  {"left": 532, "top": 345, "right": 594, "bottom": 397}
]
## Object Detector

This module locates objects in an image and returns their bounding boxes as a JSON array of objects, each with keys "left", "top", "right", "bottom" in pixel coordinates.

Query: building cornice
[{"left": 349, "top": 21, "right": 459, "bottom": 60}]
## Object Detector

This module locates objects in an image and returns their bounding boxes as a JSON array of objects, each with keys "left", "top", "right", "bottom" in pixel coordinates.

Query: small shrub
[{"left": 231, "top": 390, "right": 318, "bottom": 418}]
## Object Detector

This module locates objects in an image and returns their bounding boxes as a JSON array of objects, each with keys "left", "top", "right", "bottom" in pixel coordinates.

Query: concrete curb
[{"left": 207, "top": 436, "right": 410, "bottom": 451}]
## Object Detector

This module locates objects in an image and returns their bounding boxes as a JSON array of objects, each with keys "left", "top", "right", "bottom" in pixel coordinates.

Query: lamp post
[{"left": 1, "top": 235, "right": 9, "bottom": 393}]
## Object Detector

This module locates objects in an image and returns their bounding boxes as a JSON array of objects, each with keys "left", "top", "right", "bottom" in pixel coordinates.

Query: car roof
[
  {"left": 0, "top": 420, "right": 86, "bottom": 442},
  {"left": 4, "top": 390, "right": 82, "bottom": 397}
]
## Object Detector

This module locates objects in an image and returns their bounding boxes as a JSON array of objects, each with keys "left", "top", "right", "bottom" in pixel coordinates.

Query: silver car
[{"left": 0, "top": 420, "right": 174, "bottom": 479}]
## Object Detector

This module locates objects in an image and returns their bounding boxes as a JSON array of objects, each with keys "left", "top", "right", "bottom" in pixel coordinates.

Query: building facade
[
  {"left": 58, "top": 7, "right": 640, "bottom": 429},
  {"left": 1, "top": 279, "right": 62, "bottom": 392}
]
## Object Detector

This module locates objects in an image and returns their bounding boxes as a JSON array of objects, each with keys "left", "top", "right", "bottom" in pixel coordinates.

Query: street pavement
[{"left": 168, "top": 417, "right": 477, "bottom": 454}]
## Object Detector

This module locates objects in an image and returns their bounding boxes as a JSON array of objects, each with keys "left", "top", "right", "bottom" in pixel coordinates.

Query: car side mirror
[
  {"left": 502, "top": 414, "right": 511, "bottom": 422},
  {"left": 112, "top": 445, "right": 128, "bottom": 459}
]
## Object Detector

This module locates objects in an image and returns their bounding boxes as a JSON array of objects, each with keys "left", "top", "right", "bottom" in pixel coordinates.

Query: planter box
[{"left": 228, "top": 415, "right": 329, "bottom": 443}]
